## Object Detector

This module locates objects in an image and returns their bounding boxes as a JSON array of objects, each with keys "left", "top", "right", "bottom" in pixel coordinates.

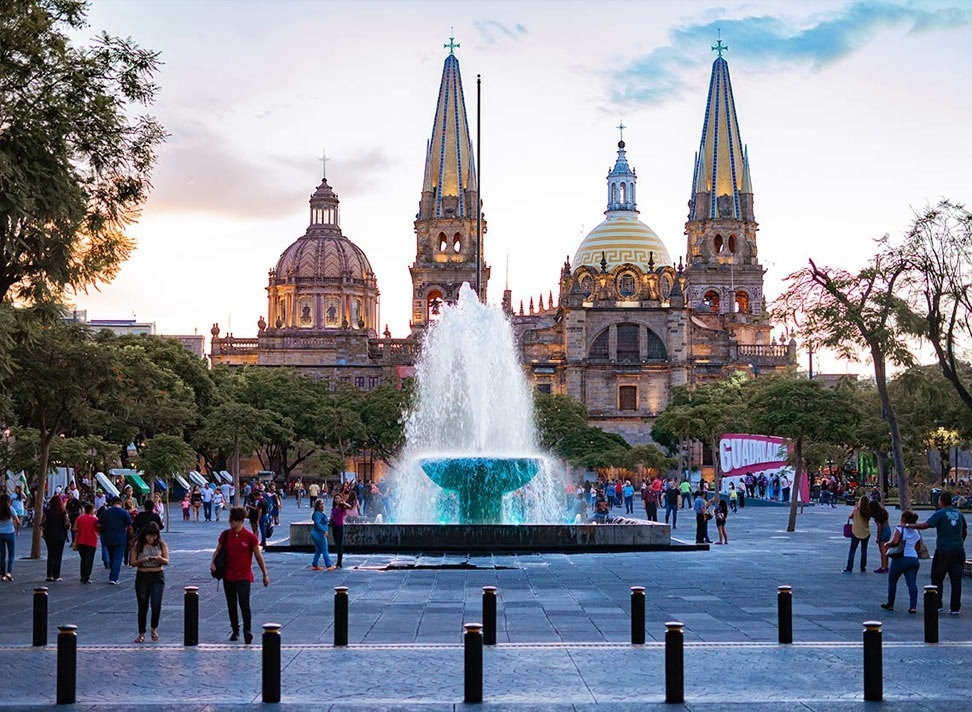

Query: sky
[{"left": 72, "top": 0, "right": 972, "bottom": 373}]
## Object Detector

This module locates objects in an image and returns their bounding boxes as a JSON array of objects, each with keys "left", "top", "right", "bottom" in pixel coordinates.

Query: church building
[{"left": 210, "top": 39, "right": 795, "bottom": 445}]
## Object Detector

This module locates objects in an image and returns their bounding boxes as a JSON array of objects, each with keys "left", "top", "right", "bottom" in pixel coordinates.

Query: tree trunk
[
  {"left": 786, "top": 438, "right": 803, "bottom": 532},
  {"left": 30, "top": 435, "right": 54, "bottom": 559},
  {"left": 871, "top": 348, "right": 910, "bottom": 510},
  {"left": 233, "top": 433, "right": 241, "bottom": 513}
]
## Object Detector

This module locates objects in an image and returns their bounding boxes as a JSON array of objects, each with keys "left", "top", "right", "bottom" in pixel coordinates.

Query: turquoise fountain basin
[{"left": 418, "top": 457, "right": 542, "bottom": 524}]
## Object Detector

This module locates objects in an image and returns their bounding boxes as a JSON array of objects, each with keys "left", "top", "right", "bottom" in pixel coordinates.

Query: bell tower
[
  {"left": 409, "top": 35, "right": 488, "bottom": 334},
  {"left": 683, "top": 39, "right": 763, "bottom": 318}
]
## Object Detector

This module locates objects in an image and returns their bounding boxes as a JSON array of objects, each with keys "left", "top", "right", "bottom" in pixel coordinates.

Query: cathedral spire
[
  {"left": 605, "top": 123, "right": 637, "bottom": 215},
  {"left": 688, "top": 45, "right": 753, "bottom": 222}
]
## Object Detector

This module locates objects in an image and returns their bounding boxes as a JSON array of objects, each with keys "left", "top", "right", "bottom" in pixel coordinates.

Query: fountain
[{"left": 289, "top": 283, "right": 673, "bottom": 552}]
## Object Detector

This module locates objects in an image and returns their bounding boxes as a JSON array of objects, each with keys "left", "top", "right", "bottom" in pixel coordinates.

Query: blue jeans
[
  {"left": 107, "top": 543, "right": 127, "bottom": 582},
  {"left": 665, "top": 504, "right": 677, "bottom": 527},
  {"left": 845, "top": 535, "right": 869, "bottom": 572},
  {"left": 203, "top": 501, "right": 212, "bottom": 521},
  {"left": 0, "top": 532, "right": 14, "bottom": 575},
  {"left": 310, "top": 530, "right": 332, "bottom": 568},
  {"left": 887, "top": 556, "right": 919, "bottom": 609}
]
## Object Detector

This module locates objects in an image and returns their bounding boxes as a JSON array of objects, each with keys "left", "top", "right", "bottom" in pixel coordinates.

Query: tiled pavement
[{"left": 0, "top": 497, "right": 968, "bottom": 709}]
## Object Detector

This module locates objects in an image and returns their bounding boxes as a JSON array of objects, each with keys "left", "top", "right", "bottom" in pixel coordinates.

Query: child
[{"left": 181, "top": 493, "right": 191, "bottom": 521}]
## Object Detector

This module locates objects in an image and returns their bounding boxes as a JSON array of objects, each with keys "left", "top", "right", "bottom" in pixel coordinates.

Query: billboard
[{"left": 718, "top": 433, "right": 804, "bottom": 500}]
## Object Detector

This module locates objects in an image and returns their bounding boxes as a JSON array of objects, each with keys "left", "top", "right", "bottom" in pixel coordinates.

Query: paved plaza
[{"left": 0, "top": 496, "right": 968, "bottom": 709}]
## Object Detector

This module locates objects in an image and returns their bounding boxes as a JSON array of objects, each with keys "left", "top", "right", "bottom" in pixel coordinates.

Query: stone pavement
[{"left": 0, "top": 496, "right": 969, "bottom": 709}]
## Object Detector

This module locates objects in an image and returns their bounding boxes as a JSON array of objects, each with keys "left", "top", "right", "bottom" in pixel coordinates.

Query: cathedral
[{"left": 210, "top": 40, "right": 796, "bottom": 446}]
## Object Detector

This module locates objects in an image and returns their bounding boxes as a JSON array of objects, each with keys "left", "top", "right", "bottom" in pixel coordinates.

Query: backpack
[{"left": 211, "top": 531, "right": 228, "bottom": 580}]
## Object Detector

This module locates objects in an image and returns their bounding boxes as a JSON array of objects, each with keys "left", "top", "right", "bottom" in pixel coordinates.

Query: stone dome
[
  {"left": 274, "top": 234, "right": 374, "bottom": 283},
  {"left": 572, "top": 214, "right": 672, "bottom": 272}
]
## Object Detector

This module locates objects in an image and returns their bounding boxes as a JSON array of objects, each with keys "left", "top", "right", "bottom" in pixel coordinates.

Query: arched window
[
  {"left": 589, "top": 330, "right": 609, "bottom": 361},
  {"left": 437, "top": 233, "right": 448, "bottom": 252},
  {"left": 453, "top": 232, "right": 462, "bottom": 253},
  {"left": 610, "top": 184, "right": 617, "bottom": 204},
  {"left": 728, "top": 234, "right": 737, "bottom": 253},
  {"left": 703, "top": 290, "right": 720, "bottom": 313},
  {"left": 714, "top": 234, "right": 724, "bottom": 253},
  {"left": 735, "top": 290, "right": 749, "bottom": 314},
  {"left": 427, "top": 290, "right": 445, "bottom": 322},
  {"left": 646, "top": 329, "right": 667, "bottom": 360},
  {"left": 619, "top": 182, "right": 627, "bottom": 203},
  {"left": 617, "top": 324, "right": 639, "bottom": 363}
]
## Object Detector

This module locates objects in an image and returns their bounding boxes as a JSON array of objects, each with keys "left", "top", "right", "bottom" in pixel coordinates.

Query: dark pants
[
  {"left": 107, "top": 543, "right": 127, "bottom": 582},
  {"left": 45, "top": 537, "right": 66, "bottom": 579},
  {"left": 887, "top": 556, "right": 919, "bottom": 609},
  {"left": 931, "top": 548, "right": 966, "bottom": 613},
  {"left": 645, "top": 502, "right": 658, "bottom": 522},
  {"left": 695, "top": 513, "right": 709, "bottom": 543},
  {"left": 203, "top": 501, "right": 212, "bottom": 521},
  {"left": 845, "top": 535, "right": 869, "bottom": 572},
  {"left": 223, "top": 579, "right": 252, "bottom": 634},
  {"left": 665, "top": 504, "right": 677, "bottom": 527},
  {"left": 135, "top": 571, "right": 165, "bottom": 633},
  {"left": 332, "top": 525, "right": 345, "bottom": 567},
  {"left": 78, "top": 544, "right": 96, "bottom": 582}
]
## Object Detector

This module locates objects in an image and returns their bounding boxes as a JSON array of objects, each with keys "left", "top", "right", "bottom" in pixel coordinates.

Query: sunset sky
[{"left": 73, "top": 0, "right": 972, "bottom": 372}]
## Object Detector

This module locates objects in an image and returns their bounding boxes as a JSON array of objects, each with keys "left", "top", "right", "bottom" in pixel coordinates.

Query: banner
[{"left": 719, "top": 434, "right": 790, "bottom": 478}]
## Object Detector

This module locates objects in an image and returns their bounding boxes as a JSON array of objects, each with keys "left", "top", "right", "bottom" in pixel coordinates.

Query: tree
[
  {"left": 774, "top": 255, "right": 917, "bottom": 509},
  {"left": 138, "top": 434, "right": 195, "bottom": 531},
  {"left": 534, "top": 392, "right": 589, "bottom": 453},
  {"left": 651, "top": 404, "right": 704, "bottom": 477},
  {"left": 747, "top": 376, "right": 859, "bottom": 531},
  {"left": 359, "top": 380, "right": 413, "bottom": 467},
  {"left": 0, "top": 0, "right": 165, "bottom": 305},
  {"left": 900, "top": 200, "right": 972, "bottom": 417}
]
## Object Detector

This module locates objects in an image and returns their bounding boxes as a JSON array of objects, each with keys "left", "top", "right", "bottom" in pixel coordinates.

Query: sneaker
[
  {"left": 908, "top": 609, "right": 916, "bottom": 614},
  {"left": 949, "top": 611, "right": 960, "bottom": 616},
  {"left": 108, "top": 580, "right": 119, "bottom": 585},
  {"left": 880, "top": 603, "right": 894, "bottom": 611},
  {"left": 229, "top": 631, "right": 239, "bottom": 641},
  {"left": 326, "top": 565, "right": 337, "bottom": 571},
  {"left": 873, "top": 568, "right": 888, "bottom": 574},
  {"left": 310, "top": 566, "right": 324, "bottom": 571},
  {"left": 54, "top": 578, "right": 63, "bottom": 582},
  {"left": 842, "top": 569, "right": 852, "bottom": 573},
  {"left": 244, "top": 632, "right": 253, "bottom": 645}
]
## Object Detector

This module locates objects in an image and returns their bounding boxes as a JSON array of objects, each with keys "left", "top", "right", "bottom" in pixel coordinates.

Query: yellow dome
[{"left": 572, "top": 214, "right": 671, "bottom": 272}]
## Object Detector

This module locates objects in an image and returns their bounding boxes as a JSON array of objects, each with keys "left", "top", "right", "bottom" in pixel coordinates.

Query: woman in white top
[{"left": 880, "top": 510, "right": 923, "bottom": 614}]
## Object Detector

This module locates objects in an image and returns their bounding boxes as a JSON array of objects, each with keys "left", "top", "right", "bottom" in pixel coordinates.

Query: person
[
  {"left": 622, "top": 480, "right": 635, "bottom": 515},
  {"left": 0, "top": 493, "right": 21, "bottom": 581},
  {"left": 11, "top": 484, "right": 26, "bottom": 521},
  {"left": 73, "top": 502, "right": 99, "bottom": 583},
  {"left": 728, "top": 482, "right": 738, "bottom": 513},
  {"left": 693, "top": 490, "right": 712, "bottom": 544},
  {"left": 641, "top": 482, "right": 658, "bottom": 522},
  {"left": 42, "top": 494, "right": 70, "bottom": 581},
  {"left": 664, "top": 482, "right": 679, "bottom": 529},
  {"left": 153, "top": 492, "right": 166, "bottom": 525},
  {"left": 714, "top": 498, "right": 729, "bottom": 545},
  {"left": 94, "top": 488, "right": 107, "bottom": 512},
  {"left": 330, "top": 494, "right": 352, "bottom": 568},
  {"left": 202, "top": 483, "right": 214, "bottom": 522},
  {"left": 295, "top": 479, "right": 304, "bottom": 508},
  {"left": 308, "top": 481, "right": 320, "bottom": 504},
  {"left": 843, "top": 495, "right": 872, "bottom": 573},
  {"left": 907, "top": 491, "right": 968, "bottom": 615},
  {"left": 181, "top": 493, "right": 191, "bottom": 521},
  {"left": 880, "top": 510, "right": 922, "bottom": 614},
  {"left": 132, "top": 498, "right": 163, "bottom": 538},
  {"left": 870, "top": 496, "right": 891, "bottom": 573},
  {"left": 679, "top": 479, "right": 692, "bottom": 509},
  {"left": 780, "top": 474, "right": 791, "bottom": 503},
  {"left": 190, "top": 486, "right": 202, "bottom": 521},
  {"left": 129, "top": 522, "right": 168, "bottom": 642},
  {"left": 309, "top": 498, "right": 336, "bottom": 571},
  {"left": 213, "top": 489, "right": 225, "bottom": 521},
  {"left": 210, "top": 507, "right": 269, "bottom": 644},
  {"left": 100, "top": 496, "right": 134, "bottom": 584}
]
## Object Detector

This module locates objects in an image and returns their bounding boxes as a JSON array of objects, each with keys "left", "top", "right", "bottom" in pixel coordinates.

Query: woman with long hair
[
  {"left": 0, "top": 493, "right": 22, "bottom": 581},
  {"left": 881, "top": 510, "right": 923, "bottom": 614},
  {"left": 309, "top": 498, "right": 335, "bottom": 571},
  {"left": 330, "top": 494, "right": 352, "bottom": 568},
  {"left": 129, "top": 521, "right": 169, "bottom": 642},
  {"left": 42, "top": 494, "right": 70, "bottom": 581},
  {"left": 844, "top": 495, "right": 872, "bottom": 573}
]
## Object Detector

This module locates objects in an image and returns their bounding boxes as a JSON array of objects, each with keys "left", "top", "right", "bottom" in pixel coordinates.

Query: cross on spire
[
  {"left": 712, "top": 29, "right": 728, "bottom": 58},
  {"left": 319, "top": 149, "right": 329, "bottom": 180},
  {"left": 444, "top": 28, "right": 460, "bottom": 55},
  {"left": 617, "top": 121, "right": 626, "bottom": 143}
]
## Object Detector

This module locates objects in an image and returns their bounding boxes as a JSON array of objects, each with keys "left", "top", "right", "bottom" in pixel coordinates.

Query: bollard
[
  {"left": 777, "top": 585, "right": 793, "bottom": 644},
  {"left": 664, "top": 621, "right": 684, "bottom": 704},
  {"left": 262, "top": 623, "right": 282, "bottom": 703},
  {"left": 56, "top": 625, "right": 77, "bottom": 705},
  {"left": 183, "top": 586, "right": 199, "bottom": 646},
  {"left": 862, "top": 620, "right": 883, "bottom": 702},
  {"left": 923, "top": 585, "right": 939, "bottom": 644},
  {"left": 334, "top": 586, "right": 349, "bottom": 647},
  {"left": 482, "top": 586, "right": 497, "bottom": 646},
  {"left": 33, "top": 587, "right": 49, "bottom": 647},
  {"left": 463, "top": 623, "right": 484, "bottom": 704},
  {"left": 630, "top": 586, "right": 646, "bottom": 645}
]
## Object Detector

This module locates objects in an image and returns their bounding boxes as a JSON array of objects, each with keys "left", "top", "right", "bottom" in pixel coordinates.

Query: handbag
[
  {"left": 843, "top": 522, "right": 853, "bottom": 538},
  {"left": 916, "top": 536, "right": 930, "bottom": 560},
  {"left": 886, "top": 529, "right": 906, "bottom": 559}
]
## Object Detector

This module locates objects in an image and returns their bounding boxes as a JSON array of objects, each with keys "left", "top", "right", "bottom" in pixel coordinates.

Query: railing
[{"left": 211, "top": 337, "right": 259, "bottom": 354}]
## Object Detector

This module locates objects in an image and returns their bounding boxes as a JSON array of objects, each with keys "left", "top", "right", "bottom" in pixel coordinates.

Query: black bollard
[
  {"left": 262, "top": 623, "right": 282, "bottom": 703},
  {"left": 33, "top": 587, "right": 49, "bottom": 647},
  {"left": 183, "top": 586, "right": 199, "bottom": 646},
  {"left": 664, "top": 621, "right": 684, "bottom": 704},
  {"left": 630, "top": 586, "right": 646, "bottom": 645},
  {"left": 862, "top": 620, "right": 883, "bottom": 702},
  {"left": 777, "top": 585, "right": 793, "bottom": 644},
  {"left": 334, "top": 586, "right": 349, "bottom": 647},
  {"left": 464, "top": 623, "right": 484, "bottom": 704},
  {"left": 923, "top": 585, "right": 939, "bottom": 644},
  {"left": 482, "top": 586, "right": 497, "bottom": 646},
  {"left": 56, "top": 625, "right": 77, "bottom": 705}
]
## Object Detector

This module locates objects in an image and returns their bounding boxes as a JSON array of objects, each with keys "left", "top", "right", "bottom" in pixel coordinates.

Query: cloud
[
  {"left": 274, "top": 148, "right": 398, "bottom": 199},
  {"left": 473, "top": 19, "right": 528, "bottom": 46},
  {"left": 612, "top": 1, "right": 972, "bottom": 105}
]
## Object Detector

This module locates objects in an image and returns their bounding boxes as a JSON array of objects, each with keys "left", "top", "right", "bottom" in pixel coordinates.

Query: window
[
  {"left": 618, "top": 273, "right": 636, "bottom": 298},
  {"left": 368, "top": 376, "right": 381, "bottom": 390},
  {"left": 619, "top": 385, "right": 637, "bottom": 411},
  {"left": 610, "top": 184, "right": 617, "bottom": 204},
  {"left": 617, "top": 324, "right": 639, "bottom": 363},
  {"left": 589, "top": 330, "right": 609, "bottom": 361},
  {"left": 438, "top": 232, "right": 448, "bottom": 252},
  {"left": 735, "top": 290, "right": 749, "bottom": 314},
  {"left": 714, "top": 234, "right": 724, "bottom": 253},
  {"left": 647, "top": 329, "right": 666, "bottom": 360},
  {"left": 619, "top": 182, "right": 626, "bottom": 203},
  {"left": 427, "top": 291, "right": 444, "bottom": 321},
  {"left": 703, "top": 290, "right": 720, "bottom": 312},
  {"left": 728, "top": 234, "right": 737, "bottom": 253},
  {"left": 536, "top": 383, "right": 552, "bottom": 395},
  {"left": 354, "top": 376, "right": 365, "bottom": 389},
  {"left": 580, "top": 275, "right": 594, "bottom": 298},
  {"left": 453, "top": 233, "right": 462, "bottom": 253}
]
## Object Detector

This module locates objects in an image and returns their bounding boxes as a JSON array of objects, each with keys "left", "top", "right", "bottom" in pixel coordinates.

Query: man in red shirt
[
  {"left": 210, "top": 507, "right": 270, "bottom": 644},
  {"left": 73, "top": 503, "right": 99, "bottom": 584}
]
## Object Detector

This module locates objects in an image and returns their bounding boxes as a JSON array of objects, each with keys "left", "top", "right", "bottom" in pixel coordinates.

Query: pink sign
[{"left": 719, "top": 433, "right": 791, "bottom": 478}]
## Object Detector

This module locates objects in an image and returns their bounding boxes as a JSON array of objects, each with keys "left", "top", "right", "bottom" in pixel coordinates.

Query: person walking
[
  {"left": 714, "top": 498, "right": 729, "bottom": 545},
  {"left": 664, "top": 482, "right": 679, "bottom": 529},
  {"left": 641, "top": 483, "right": 658, "bottom": 522},
  {"left": 73, "top": 502, "right": 99, "bottom": 584},
  {"left": 679, "top": 479, "right": 693, "bottom": 509},
  {"left": 871, "top": 495, "right": 892, "bottom": 573},
  {"left": 622, "top": 480, "right": 635, "bottom": 514},
  {"left": 907, "top": 491, "right": 968, "bottom": 615},
  {"left": 211, "top": 507, "right": 269, "bottom": 643},
  {"left": 728, "top": 483, "right": 739, "bottom": 513},
  {"left": 309, "top": 499, "right": 336, "bottom": 571},
  {"left": 0, "top": 493, "right": 21, "bottom": 581},
  {"left": 100, "top": 496, "right": 133, "bottom": 584},
  {"left": 130, "top": 522, "right": 168, "bottom": 642},
  {"left": 330, "top": 494, "right": 352, "bottom": 568},
  {"left": 843, "top": 495, "right": 872, "bottom": 573},
  {"left": 42, "top": 494, "right": 70, "bottom": 581},
  {"left": 880, "top": 510, "right": 922, "bottom": 614}
]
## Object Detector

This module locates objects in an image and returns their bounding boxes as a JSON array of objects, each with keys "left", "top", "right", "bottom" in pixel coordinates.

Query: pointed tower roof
[
  {"left": 689, "top": 43, "right": 752, "bottom": 221},
  {"left": 422, "top": 49, "right": 477, "bottom": 218}
]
